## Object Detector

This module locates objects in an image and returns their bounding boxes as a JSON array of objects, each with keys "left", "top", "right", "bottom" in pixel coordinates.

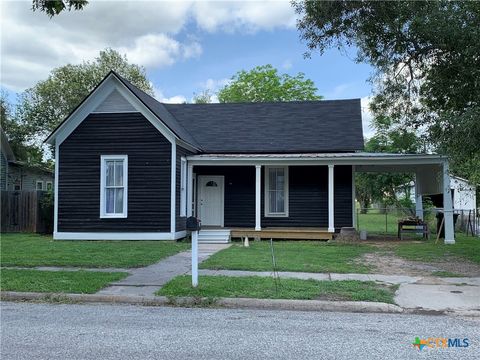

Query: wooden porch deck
[{"left": 229, "top": 227, "right": 333, "bottom": 240}]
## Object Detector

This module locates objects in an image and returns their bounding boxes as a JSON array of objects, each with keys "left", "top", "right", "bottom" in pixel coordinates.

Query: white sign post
[{"left": 192, "top": 230, "right": 198, "bottom": 287}]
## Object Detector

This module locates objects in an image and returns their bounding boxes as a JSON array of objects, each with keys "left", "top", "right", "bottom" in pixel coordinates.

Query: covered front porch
[{"left": 185, "top": 152, "right": 455, "bottom": 244}]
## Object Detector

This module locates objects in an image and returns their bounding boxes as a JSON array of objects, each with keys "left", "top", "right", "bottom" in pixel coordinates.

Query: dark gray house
[
  {"left": 1, "top": 128, "right": 53, "bottom": 191},
  {"left": 46, "top": 71, "right": 457, "bottom": 244}
]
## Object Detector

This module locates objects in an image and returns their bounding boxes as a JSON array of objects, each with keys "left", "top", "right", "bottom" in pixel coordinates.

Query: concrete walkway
[
  {"left": 395, "top": 284, "right": 480, "bottom": 312},
  {"left": 96, "top": 244, "right": 230, "bottom": 297}
]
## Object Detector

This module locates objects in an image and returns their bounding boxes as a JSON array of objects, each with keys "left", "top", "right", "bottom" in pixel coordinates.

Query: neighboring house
[
  {"left": 0, "top": 128, "right": 15, "bottom": 190},
  {"left": 45, "top": 71, "right": 457, "bottom": 244},
  {"left": 0, "top": 128, "right": 54, "bottom": 191}
]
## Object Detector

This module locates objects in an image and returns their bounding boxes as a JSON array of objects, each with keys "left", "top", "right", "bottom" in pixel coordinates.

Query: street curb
[{"left": 1, "top": 291, "right": 404, "bottom": 314}]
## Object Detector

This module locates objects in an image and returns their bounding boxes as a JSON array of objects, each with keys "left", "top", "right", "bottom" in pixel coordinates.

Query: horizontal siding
[
  {"left": 58, "top": 112, "right": 171, "bottom": 232},
  {"left": 261, "top": 166, "right": 328, "bottom": 228},
  {"left": 194, "top": 166, "right": 255, "bottom": 228},
  {"left": 334, "top": 165, "right": 353, "bottom": 228},
  {"left": 194, "top": 165, "right": 353, "bottom": 229},
  {"left": 176, "top": 145, "right": 194, "bottom": 231},
  {"left": 7, "top": 166, "right": 53, "bottom": 191},
  {"left": 0, "top": 153, "right": 7, "bottom": 190}
]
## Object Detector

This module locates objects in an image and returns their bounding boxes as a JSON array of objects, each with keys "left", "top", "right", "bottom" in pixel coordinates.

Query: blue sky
[
  {"left": 1, "top": 1, "right": 375, "bottom": 135},
  {"left": 152, "top": 28, "right": 373, "bottom": 101}
]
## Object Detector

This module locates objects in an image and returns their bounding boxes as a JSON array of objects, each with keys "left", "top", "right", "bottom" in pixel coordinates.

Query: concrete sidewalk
[
  {"left": 395, "top": 284, "right": 480, "bottom": 312},
  {"left": 197, "top": 269, "right": 480, "bottom": 313},
  {"left": 197, "top": 269, "right": 480, "bottom": 286},
  {"left": 96, "top": 244, "right": 230, "bottom": 297}
]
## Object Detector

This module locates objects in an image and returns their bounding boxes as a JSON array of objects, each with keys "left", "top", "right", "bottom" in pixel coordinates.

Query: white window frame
[
  {"left": 192, "top": 173, "right": 197, "bottom": 217},
  {"left": 46, "top": 181, "right": 53, "bottom": 191},
  {"left": 36, "top": 180, "right": 44, "bottom": 191},
  {"left": 100, "top": 155, "right": 128, "bottom": 219},
  {"left": 264, "top": 166, "right": 289, "bottom": 217},
  {"left": 180, "top": 157, "right": 187, "bottom": 217}
]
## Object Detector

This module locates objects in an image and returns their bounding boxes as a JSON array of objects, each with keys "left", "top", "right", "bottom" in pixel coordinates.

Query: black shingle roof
[
  {"left": 118, "top": 72, "right": 364, "bottom": 153},
  {"left": 115, "top": 74, "right": 201, "bottom": 149},
  {"left": 165, "top": 100, "right": 364, "bottom": 153}
]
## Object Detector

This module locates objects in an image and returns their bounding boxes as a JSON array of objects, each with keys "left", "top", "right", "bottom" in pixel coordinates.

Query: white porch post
[
  {"left": 255, "top": 165, "right": 261, "bottom": 231},
  {"left": 352, "top": 165, "right": 356, "bottom": 228},
  {"left": 328, "top": 164, "right": 335, "bottom": 233},
  {"left": 187, "top": 164, "right": 193, "bottom": 217},
  {"left": 443, "top": 161, "right": 455, "bottom": 244},
  {"left": 414, "top": 173, "right": 423, "bottom": 220},
  {"left": 191, "top": 230, "right": 198, "bottom": 287}
]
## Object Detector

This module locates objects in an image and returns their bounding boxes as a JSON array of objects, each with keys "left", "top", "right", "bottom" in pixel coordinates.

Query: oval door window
[{"left": 206, "top": 181, "right": 218, "bottom": 187}]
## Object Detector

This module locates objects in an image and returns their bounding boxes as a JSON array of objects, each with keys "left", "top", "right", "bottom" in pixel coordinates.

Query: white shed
[{"left": 406, "top": 175, "right": 477, "bottom": 210}]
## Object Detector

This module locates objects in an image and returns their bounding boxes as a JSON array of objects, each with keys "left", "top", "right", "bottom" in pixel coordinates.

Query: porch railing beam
[
  {"left": 328, "top": 164, "right": 335, "bottom": 233},
  {"left": 255, "top": 165, "right": 261, "bottom": 231}
]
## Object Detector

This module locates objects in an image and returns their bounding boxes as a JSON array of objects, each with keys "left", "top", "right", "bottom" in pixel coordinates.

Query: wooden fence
[{"left": 0, "top": 191, "right": 53, "bottom": 233}]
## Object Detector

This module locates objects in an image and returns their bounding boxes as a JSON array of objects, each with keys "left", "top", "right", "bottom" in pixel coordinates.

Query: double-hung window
[
  {"left": 36, "top": 181, "right": 44, "bottom": 190},
  {"left": 100, "top": 155, "right": 128, "bottom": 218},
  {"left": 180, "top": 157, "right": 187, "bottom": 217},
  {"left": 265, "top": 166, "right": 289, "bottom": 217}
]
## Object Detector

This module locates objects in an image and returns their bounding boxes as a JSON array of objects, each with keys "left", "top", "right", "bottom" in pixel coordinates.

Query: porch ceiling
[
  {"left": 188, "top": 152, "right": 446, "bottom": 196},
  {"left": 187, "top": 152, "right": 445, "bottom": 166}
]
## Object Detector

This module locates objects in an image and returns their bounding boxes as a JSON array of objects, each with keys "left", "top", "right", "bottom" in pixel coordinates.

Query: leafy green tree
[
  {"left": 218, "top": 65, "right": 322, "bottom": 102},
  {"left": 355, "top": 117, "right": 422, "bottom": 212},
  {"left": 16, "top": 48, "right": 153, "bottom": 161},
  {"left": 294, "top": 1, "right": 480, "bottom": 184},
  {"left": 1, "top": 92, "right": 44, "bottom": 165},
  {"left": 192, "top": 90, "right": 214, "bottom": 104},
  {"left": 32, "top": 0, "right": 88, "bottom": 17}
]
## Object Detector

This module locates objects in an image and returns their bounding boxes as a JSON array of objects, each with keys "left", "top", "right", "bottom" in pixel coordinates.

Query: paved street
[{"left": 1, "top": 302, "right": 478, "bottom": 360}]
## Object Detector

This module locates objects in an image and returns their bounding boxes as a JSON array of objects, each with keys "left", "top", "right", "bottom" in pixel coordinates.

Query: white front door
[{"left": 198, "top": 176, "right": 224, "bottom": 227}]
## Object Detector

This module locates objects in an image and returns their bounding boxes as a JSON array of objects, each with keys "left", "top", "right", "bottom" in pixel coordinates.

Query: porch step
[{"left": 198, "top": 229, "right": 231, "bottom": 244}]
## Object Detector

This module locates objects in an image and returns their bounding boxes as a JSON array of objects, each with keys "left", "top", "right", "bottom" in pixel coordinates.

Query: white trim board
[
  {"left": 187, "top": 153, "right": 446, "bottom": 167},
  {"left": 99, "top": 155, "right": 128, "bottom": 219},
  {"left": 180, "top": 157, "right": 187, "bottom": 217},
  {"left": 53, "top": 142, "right": 59, "bottom": 233},
  {"left": 264, "top": 165, "right": 289, "bottom": 217},
  {"left": 54, "top": 231, "right": 187, "bottom": 241},
  {"left": 46, "top": 74, "right": 177, "bottom": 146},
  {"left": 170, "top": 143, "right": 176, "bottom": 233}
]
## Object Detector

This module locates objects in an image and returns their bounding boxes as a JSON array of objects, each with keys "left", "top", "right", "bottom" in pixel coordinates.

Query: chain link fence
[{"left": 356, "top": 207, "right": 480, "bottom": 239}]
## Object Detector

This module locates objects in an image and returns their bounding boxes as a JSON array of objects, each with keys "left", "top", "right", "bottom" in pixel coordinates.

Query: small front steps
[{"left": 198, "top": 229, "right": 231, "bottom": 244}]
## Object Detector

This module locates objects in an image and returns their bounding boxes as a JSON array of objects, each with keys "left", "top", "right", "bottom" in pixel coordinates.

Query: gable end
[{"left": 93, "top": 89, "right": 136, "bottom": 113}]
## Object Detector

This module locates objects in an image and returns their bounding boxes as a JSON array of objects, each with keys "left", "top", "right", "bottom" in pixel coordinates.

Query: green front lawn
[
  {"left": 357, "top": 211, "right": 401, "bottom": 235},
  {"left": 158, "top": 275, "right": 397, "bottom": 303},
  {"left": 394, "top": 233, "right": 480, "bottom": 264},
  {"left": 0, "top": 233, "right": 189, "bottom": 268},
  {"left": 0, "top": 269, "right": 128, "bottom": 293},
  {"left": 200, "top": 241, "right": 374, "bottom": 274}
]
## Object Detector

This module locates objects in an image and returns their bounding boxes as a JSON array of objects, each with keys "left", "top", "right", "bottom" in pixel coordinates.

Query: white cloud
[
  {"left": 152, "top": 84, "right": 186, "bottom": 104},
  {"left": 361, "top": 96, "right": 375, "bottom": 139},
  {"left": 1, "top": 0, "right": 297, "bottom": 92},
  {"left": 182, "top": 41, "right": 203, "bottom": 59},
  {"left": 194, "top": 77, "right": 231, "bottom": 103},
  {"left": 161, "top": 95, "right": 187, "bottom": 104},
  {"left": 118, "top": 34, "right": 200, "bottom": 68},
  {"left": 193, "top": 0, "right": 296, "bottom": 32},
  {"left": 201, "top": 78, "right": 231, "bottom": 91}
]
